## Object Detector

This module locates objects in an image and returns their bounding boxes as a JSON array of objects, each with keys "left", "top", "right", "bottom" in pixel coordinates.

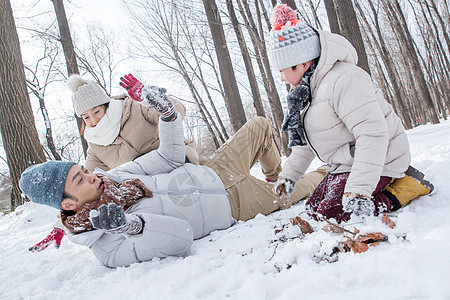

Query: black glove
[{"left": 89, "top": 203, "right": 144, "bottom": 235}]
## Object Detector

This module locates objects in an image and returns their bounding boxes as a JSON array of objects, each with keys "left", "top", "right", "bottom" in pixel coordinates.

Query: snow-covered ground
[{"left": 1, "top": 120, "right": 450, "bottom": 300}]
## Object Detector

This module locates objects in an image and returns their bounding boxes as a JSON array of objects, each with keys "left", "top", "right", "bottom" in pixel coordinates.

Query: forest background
[{"left": 0, "top": 0, "right": 448, "bottom": 210}]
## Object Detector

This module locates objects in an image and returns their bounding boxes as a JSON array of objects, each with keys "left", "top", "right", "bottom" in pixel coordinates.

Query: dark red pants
[{"left": 305, "top": 172, "right": 393, "bottom": 222}]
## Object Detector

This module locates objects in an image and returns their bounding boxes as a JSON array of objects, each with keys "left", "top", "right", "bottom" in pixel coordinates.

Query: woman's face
[{"left": 81, "top": 105, "right": 106, "bottom": 128}]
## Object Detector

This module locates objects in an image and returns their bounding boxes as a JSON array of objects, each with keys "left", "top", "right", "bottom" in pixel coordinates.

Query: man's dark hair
[
  {"left": 292, "top": 58, "right": 319, "bottom": 70},
  {"left": 62, "top": 191, "right": 77, "bottom": 202}
]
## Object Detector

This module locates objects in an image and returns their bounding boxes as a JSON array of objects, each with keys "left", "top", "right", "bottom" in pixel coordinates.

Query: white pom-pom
[{"left": 66, "top": 75, "right": 87, "bottom": 93}]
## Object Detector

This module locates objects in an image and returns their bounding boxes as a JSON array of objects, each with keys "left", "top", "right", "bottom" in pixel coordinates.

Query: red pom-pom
[{"left": 271, "top": 4, "right": 299, "bottom": 29}]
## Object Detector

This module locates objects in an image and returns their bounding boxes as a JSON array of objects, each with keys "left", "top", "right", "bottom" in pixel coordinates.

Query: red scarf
[{"left": 61, "top": 173, "right": 152, "bottom": 233}]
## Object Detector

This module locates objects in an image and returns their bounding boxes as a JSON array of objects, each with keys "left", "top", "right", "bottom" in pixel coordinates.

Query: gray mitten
[
  {"left": 342, "top": 193, "right": 375, "bottom": 216},
  {"left": 89, "top": 203, "right": 144, "bottom": 235},
  {"left": 141, "top": 85, "right": 176, "bottom": 121}
]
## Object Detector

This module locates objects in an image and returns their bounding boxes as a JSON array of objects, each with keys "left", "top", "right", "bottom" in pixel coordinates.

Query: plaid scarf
[
  {"left": 281, "top": 60, "right": 318, "bottom": 147},
  {"left": 61, "top": 173, "right": 152, "bottom": 233}
]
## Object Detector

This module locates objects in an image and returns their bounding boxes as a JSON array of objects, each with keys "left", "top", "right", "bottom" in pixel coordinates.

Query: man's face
[
  {"left": 62, "top": 165, "right": 104, "bottom": 211},
  {"left": 280, "top": 62, "right": 310, "bottom": 87}
]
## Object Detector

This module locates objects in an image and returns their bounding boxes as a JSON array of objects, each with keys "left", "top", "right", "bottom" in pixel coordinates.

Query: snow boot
[{"left": 383, "top": 166, "right": 434, "bottom": 211}]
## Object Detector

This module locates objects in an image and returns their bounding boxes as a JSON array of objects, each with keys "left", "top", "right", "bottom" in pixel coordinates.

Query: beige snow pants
[{"left": 201, "top": 117, "right": 328, "bottom": 221}]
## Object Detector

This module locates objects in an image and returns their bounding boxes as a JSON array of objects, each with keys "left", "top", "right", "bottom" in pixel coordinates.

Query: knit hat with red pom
[{"left": 269, "top": 4, "right": 321, "bottom": 71}]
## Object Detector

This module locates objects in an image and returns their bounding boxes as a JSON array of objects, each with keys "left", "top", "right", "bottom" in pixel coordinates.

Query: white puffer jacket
[
  {"left": 280, "top": 30, "right": 411, "bottom": 197},
  {"left": 67, "top": 114, "right": 234, "bottom": 267}
]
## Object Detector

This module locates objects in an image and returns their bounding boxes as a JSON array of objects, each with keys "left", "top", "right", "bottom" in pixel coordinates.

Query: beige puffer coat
[
  {"left": 280, "top": 30, "right": 411, "bottom": 197},
  {"left": 84, "top": 97, "right": 199, "bottom": 171}
]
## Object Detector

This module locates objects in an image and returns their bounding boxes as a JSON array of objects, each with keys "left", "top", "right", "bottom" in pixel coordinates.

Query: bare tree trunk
[
  {"left": 0, "top": 0, "right": 46, "bottom": 207},
  {"left": 420, "top": 0, "right": 450, "bottom": 114},
  {"left": 413, "top": 0, "right": 447, "bottom": 120},
  {"left": 324, "top": 0, "right": 341, "bottom": 34},
  {"left": 123, "top": 0, "right": 227, "bottom": 148},
  {"left": 237, "top": 0, "right": 289, "bottom": 155},
  {"left": 281, "top": 0, "right": 297, "bottom": 10},
  {"left": 258, "top": 0, "right": 272, "bottom": 30},
  {"left": 227, "top": 0, "right": 266, "bottom": 117},
  {"left": 190, "top": 84, "right": 223, "bottom": 148},
  {"left": 201, "top": 0, "right": 247, "bottom": 132},
  {"left": 428, "top": 0, "right": 450, "bottom": 55},
  {"left": 356, "top": 0, "right": 411, "bottom": 128},
  {"left": 26, "top": 77, "right": 62, "bottom": 160},
  {"left": 23, "top": 42, "right": 64, "bottom": 160},
  {"left": 380, "top": 0, "right": 425, "bottom": 125},
  {"left": 385, "top": 0, "right": 439, "bottom": 124},
  {"left": 171, "top": 33, "right": 224, "bottom": 148},
  {"left": 201, "top": 42, "right": 231, "bottom": 141},
  {"left": 333, "top": 0, "right": 371, "bottom": 75},
  {"left": 422, "top": 2, "right": 450, "bottom": 73},
  {"left": 306, "top": 0, "right": 323, "bottom": 30},
  {"left": 172, "top": 49, "right": 222, "bottom": 149},
  {"left": 50, "top": 0, "right": 88, "bottom": 156},
  {"left": 178, "top": 26, "right": 228, "bottom": 143}
]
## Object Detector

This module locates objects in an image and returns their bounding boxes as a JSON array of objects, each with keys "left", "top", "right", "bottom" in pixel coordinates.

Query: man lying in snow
[{"left": 19, "top": 81, "right": 327, "bottom": 268}]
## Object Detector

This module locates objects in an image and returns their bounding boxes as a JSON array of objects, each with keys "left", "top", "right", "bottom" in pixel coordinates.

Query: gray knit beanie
[
  {"left": 67, "top": 75, "right": 110, "bottom": 117},
  {"left": 19, "top": 161, "right": 76, "bottom": 210},
  {"left": 269, "top": 4, "right": 321, "bottom": 71}
]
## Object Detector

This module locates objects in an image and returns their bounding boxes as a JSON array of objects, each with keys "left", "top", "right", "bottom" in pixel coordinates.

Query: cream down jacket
[{"left": 279, "top": 30, "right": 411, "bottom": 197}]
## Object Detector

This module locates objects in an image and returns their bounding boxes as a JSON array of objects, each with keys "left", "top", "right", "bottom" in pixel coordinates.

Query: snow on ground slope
[{"left": 1, "top": 120, "right": 450, "bottom": 300}]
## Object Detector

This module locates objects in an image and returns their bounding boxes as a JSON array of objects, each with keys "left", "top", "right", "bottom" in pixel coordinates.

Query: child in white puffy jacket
[{"left": 269, "top": 4, "right": 433, "bottom": 222}]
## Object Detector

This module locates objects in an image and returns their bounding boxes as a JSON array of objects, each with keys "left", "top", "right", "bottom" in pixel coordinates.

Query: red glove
[
  {"left": 119, "top": 74, "right": 144, "bottom": 102},
  {"left": 29, "top": 227, "right": 65, "bottom": 253}
]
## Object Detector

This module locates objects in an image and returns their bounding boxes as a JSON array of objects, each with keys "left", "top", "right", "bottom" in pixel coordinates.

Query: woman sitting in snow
[{"left": 269, "top": 4, "right": 433, "bottom": 222}]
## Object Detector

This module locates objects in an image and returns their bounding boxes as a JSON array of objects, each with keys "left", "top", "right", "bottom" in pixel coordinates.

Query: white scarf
[{"left": 84, "top": 99, "right": 123, "bottom": 146}]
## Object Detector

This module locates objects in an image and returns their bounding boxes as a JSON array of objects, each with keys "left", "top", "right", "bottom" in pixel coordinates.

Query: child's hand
[
  {"left": 273, "top": 177, "right": 295, "bottom": 197},
  {"left": 120, "top": 74, "right": 144, "bottom": 102},
  {"left": 342, "top": 193, "right": 375, "bottom": 216}
]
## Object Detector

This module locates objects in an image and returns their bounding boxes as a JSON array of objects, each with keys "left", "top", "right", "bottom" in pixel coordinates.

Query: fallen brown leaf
[
  {"left": 382, "top": 213, "right": 396, "bottom": 229},
  {"left": 290, "top": 216, "right": 314, "bottom": 234},
  {"left": 356, "top": 232, "right": 387, "bottom": 244},
  {"left": 349, "top": 241, "right": 369, "bottom": 253}
]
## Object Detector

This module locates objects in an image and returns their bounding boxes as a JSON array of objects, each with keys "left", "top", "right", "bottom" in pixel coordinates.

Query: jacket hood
[{"left": 311, "top": 30, "right": 358, "bottom": 91}]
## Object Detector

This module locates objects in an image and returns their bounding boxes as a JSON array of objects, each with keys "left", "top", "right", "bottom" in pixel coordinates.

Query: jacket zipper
[{"left": 301, "top": 102, "right": 325, "bottom": 162}]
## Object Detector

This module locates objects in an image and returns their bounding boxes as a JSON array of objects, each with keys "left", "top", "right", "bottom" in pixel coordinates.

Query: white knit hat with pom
[
  {"left": 67, "top": 75, "right": 110, "bottom": 117},
  {"left": 269, "top": 4, "right": 321, "bottom": 71}
]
